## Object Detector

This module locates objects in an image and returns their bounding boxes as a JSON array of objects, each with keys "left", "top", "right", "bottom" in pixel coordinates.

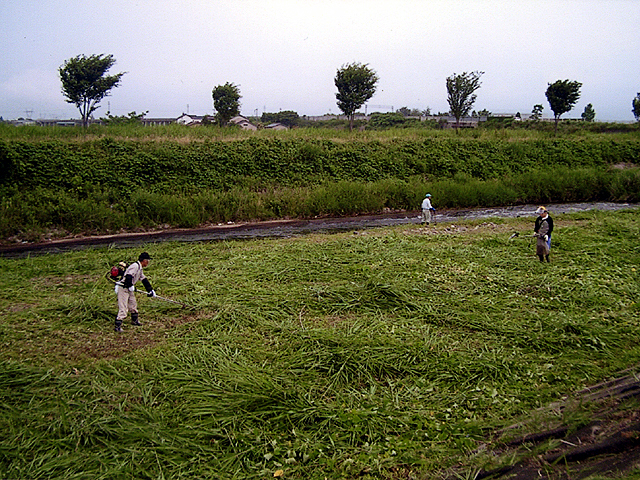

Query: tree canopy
[
  {"left": 581, "top": 103, "right": 596, "bottom": 122},
  {"left": 212, "top": 83, "right": 241, "bottom": 126},
  {"left": 261, "top": 110, "right": 299, "bottom": 128},
  {"left": 633, "top": 93, "right": 640, "bottom": 122},
  {"left": 101, "top": 110, "right": 148, "bottom": 126},
  {"left": 545, "top": 79, "right": 582, "bottom": 133},
  {"left": 59, "top": 54, "right": 126, "bottom": 127},
  {"left": 335, "top": 62, "right": 379, "bottom": 131},
  {"left": 531, "top": 104, "right": 544, "bottom": 121},
  {"left": 446, "top": 71, "right": 484, "bottom": 131}
]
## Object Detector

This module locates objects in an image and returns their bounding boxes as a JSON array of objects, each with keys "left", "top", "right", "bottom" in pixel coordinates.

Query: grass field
[{"left": 1, "top": 208, "right": 640, "bottom": 478}]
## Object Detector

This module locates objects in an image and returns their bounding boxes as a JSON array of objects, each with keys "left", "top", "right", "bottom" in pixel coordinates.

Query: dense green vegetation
[
  {"left": 1, "top": 209, "right": 639, "bottom": 478},
  {"left": 0, "top": 123, "right": 638, "bottom": 242}
]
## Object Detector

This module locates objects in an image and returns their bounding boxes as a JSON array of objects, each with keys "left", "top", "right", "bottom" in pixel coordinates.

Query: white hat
[
  {"left": 536, "top": 206, "right": 547, "bottom": 214},
  {"left": 425, "top": 193, "right": 432, "bottom": 197}
]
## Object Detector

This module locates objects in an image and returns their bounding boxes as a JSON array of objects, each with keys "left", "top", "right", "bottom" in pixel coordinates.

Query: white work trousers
[{"left": 116, "top": 287, "right": 138, "bottom": 321}]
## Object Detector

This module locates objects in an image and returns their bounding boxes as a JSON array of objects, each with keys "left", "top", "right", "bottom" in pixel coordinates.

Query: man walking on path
[
  {"left": 421, "top": 194, "right": 436, "bottom": 225},
  {"left": 534, "top": 206, "right": 554, "bottom": 262},
  {"left": 114, "top": 252, "right": 156, "bottom": 332}
]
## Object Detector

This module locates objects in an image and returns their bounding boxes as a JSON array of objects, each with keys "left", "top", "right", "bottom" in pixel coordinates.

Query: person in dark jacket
[
  {"left": 114, "top": 252, "right": 156, "bottom": 332},
  {"left": 534, "top": 206, "right": 554, "bottom": 262}
]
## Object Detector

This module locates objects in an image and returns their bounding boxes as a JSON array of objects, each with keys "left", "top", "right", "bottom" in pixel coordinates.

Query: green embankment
[{"left": 1, "top": 134, "right": 639, "bottom": 240}]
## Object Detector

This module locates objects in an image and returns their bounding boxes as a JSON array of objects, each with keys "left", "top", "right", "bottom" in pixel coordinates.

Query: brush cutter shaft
[{"left": 151, "top": 294, "right": 188, "bottom": 308}]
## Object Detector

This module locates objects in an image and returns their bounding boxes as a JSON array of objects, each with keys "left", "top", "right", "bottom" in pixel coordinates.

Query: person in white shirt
[
  {"left": 114, "top": 252, "right": 156, "bottom": 332},
  {"left": 421, "top": 194, "right": 435, "bottom": 225}
]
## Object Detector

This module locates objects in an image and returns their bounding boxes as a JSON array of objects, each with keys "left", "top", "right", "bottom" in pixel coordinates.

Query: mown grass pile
[{"left": 1, "top": 208, "right": 639, "bottom": 478}]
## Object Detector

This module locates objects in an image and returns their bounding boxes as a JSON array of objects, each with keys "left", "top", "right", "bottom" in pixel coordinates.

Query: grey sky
[{"left": 1, "top": 0, "right": 639, "bottom": 121}]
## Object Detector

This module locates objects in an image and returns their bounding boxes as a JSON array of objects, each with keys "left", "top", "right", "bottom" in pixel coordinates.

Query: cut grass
[{"left": 0, "top": 208, "right": 639, "bottom": 478}]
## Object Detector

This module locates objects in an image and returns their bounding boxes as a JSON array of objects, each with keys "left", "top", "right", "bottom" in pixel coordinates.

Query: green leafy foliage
[
  {"left": 100, "top": 110, "right": 148, "bottom": 125},
  {"left": 58, "top": 54, "right": 126, "bottom": 127},
  {"left": 446, "top": 71, "right": 484, "bottom": 128},
  {"left": 0, "top": 134, "right": 639, "bottom": 240},
  {"left": 335, "top": 62, "right": 379, "bottom": 130},
  {"left": 212, "top": 82, "right": 241, "bottom": 126},
  {"left": 546, "top": 79, "right": 582, "bottom": 133},
  {"left": 633, "top": 92, "right": 640, "bottom": 122},
  {"left": 261, "top": 110, "right": 300, "bottom": 128},
  {"left": 2, "top": 137, "right": 639, "bottom": 192}
]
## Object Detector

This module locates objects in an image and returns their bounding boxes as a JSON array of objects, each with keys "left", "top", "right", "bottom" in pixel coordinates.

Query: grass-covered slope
[{"left": 1, "top": 125, "right": 639, "bottom": 242}]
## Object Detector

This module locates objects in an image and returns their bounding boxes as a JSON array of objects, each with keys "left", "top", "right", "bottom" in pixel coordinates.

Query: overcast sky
[{"left": 1, "top": 0, "right": 638, "bottom": 122}]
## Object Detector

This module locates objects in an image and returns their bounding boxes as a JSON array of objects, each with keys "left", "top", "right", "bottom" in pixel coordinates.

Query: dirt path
[{"left": 1, "top": 202, "right": 637, "bottom": 258}]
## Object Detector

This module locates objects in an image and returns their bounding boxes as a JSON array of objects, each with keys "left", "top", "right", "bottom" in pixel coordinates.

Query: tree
[
  {"left": 335, "top": 62, "right": 379, "bottom": 131},
  {"left": 446, "top": 71, "right": 484, "bottom": 132},
  {"left": 101, "top": 110, "right": 147, "bottom": 126},
  {"left": 581, "top": 103, "right": 596, "bottom": 122},
  {"left": 545, "top": 79, "right": 582, "bottom": 134},
  {"left": 212, "top": 82, "right": 241, "bottom": 126},
  {"left": 261, "top": 110, "right": 300, "bottom": 128},
  {"left": 59, "top": 54, "right": 126, "bottom": 127},
  {"left": 632, "top": 93, "right": 640, "bottom": 122},
  {"left": 471, "top": 109, "right": 491, "bottom": 119},
  {"left": 369, "top": 112, "right": 411, "bottom": 129},
  {"left": 531, "top": 104, "right": 544, "bottom": 121}
]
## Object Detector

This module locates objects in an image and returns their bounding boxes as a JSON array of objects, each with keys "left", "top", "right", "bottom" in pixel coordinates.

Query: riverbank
[{"left": 1, "top": 201, "right": 637, "bottom": 257}]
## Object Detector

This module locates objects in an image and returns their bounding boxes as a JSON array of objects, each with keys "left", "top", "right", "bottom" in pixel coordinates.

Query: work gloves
[
  {"left": 148, "top": 290, "right": 156, "bottom": 298},
  {"left": 544, "top": 235, "right": 548, "bottom": 241},
  {"left": 128, "top": 286, "right": 135, "bottom": 292}
]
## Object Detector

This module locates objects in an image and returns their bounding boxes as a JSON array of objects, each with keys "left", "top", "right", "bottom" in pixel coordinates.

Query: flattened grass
[{"left": 1, "top": 208, "right": 639, "bottom": 478}]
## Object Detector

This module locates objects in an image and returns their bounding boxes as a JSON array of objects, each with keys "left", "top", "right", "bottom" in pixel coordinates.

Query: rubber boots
[
  {"left": 114, "top": 318, "right": 123, "bottom": 332},
  {"left": 131, "top": 312, "right": 142, "bottom": 326}
]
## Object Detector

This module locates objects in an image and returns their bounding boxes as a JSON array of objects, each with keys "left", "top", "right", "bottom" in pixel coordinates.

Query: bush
[
  {"left": 2, "top": 137, "right": 638, "bottom": 193},
  {"left": 1, "top": 132, "right": 639, "bottom": 241}
]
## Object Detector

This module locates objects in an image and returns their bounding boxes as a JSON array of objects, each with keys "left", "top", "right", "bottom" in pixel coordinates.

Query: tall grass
[
  {"left": 1, "top": 167, "right": 638, "bottom": 241},
  {"left": 1, "top": 208, "right": 639, "bottom": 478}
]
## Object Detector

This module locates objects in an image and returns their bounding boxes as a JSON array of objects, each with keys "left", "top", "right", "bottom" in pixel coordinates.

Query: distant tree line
[{"left": 57, "top": 54, "right": 640, "bottom": 131}]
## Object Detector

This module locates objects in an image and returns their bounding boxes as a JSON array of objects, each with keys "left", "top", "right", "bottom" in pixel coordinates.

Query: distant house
[
  {"left": 265, "top": 122, "right": 288, "bottom": 131},
  {"left": 229, "top": 115, "right": 257, "bottom": 131},
  {"left": 176, "top": 114, "right": 207, "bottom": 126}
]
